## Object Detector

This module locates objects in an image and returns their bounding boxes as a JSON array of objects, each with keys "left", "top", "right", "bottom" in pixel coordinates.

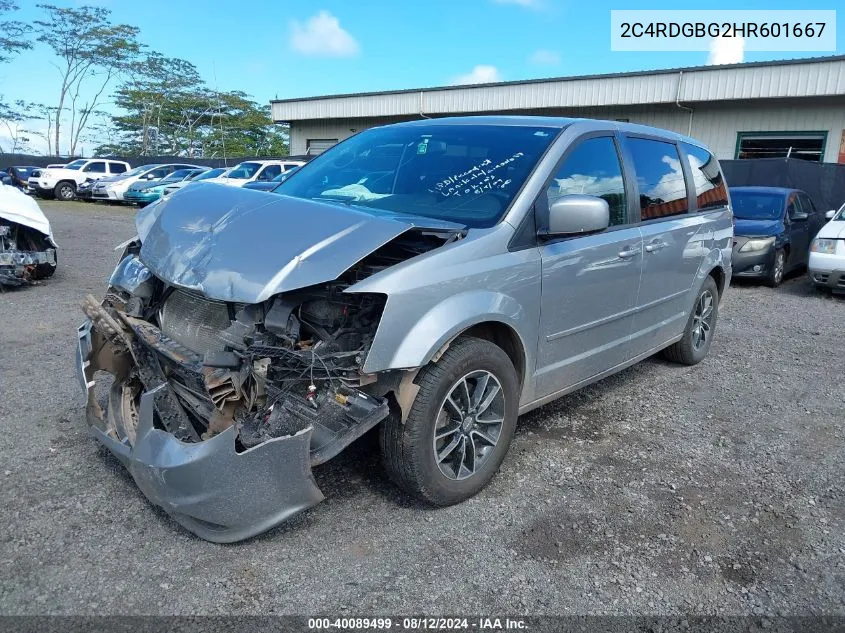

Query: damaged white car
[
  {"left": 0, "top": 182, "right": 57, "bottom": 286},
  {"left": 75, "top": 117, "right": 732, "bottom": 542}
]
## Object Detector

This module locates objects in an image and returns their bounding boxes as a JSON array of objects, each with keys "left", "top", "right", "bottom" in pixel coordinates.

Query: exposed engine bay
[
  {"left": 84, "top": 247, "right": 394, "bottom": 462},
  {"left": 81, "top": 226, "right": 460, "bottom": 467}
]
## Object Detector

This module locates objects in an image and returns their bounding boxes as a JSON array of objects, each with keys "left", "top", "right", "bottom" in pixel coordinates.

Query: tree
[
  {"left": 107, "top": 72, "right": 289, "bottom": 158},
  {"left": 0, "top": 0, "right": 30, "bottom": 63},
  {"left": 0, "top": 99, "right": 35, "bottom": 153},
  {"left": 33, "top": 4, "right": 141, "bottom": 155},
  {"left": 202, "top": 93, "right": 289, "bottom": 157}
]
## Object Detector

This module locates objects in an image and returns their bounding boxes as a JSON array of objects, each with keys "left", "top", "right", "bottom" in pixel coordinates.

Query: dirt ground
[{"left": 1, "top": 200, "right": 843, "bottom": 616}]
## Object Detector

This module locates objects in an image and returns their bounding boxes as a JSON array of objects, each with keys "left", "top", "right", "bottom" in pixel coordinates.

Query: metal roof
[{"left": 271, "top": 55, "right": 845, "bottom": 122}]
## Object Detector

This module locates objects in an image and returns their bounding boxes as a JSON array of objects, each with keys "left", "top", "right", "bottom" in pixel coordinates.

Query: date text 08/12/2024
[{"left": 307, "top": 617, "right": 528, "bottom": 630}]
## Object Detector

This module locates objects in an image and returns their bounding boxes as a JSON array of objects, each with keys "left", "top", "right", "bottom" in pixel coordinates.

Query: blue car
[{"left": 729, "top": 186, "right": 827, "bottom": 287}]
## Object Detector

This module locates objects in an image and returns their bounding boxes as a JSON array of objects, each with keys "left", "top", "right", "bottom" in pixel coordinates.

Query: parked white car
[
  {"left": 91, "top": 163, "right": 201, "bottom": 202},
  {"left": 203, "top": 160, "right": 304, "bottom": 187},
  {"left": 28, "top": 158, "right": 131, "bottom": 201},
  {"left": 809, "top": 204, "right": 845, "bottom": 293}
]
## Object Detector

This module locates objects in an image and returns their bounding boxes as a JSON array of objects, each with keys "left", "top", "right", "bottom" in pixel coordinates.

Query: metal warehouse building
[{"left": 272, "top": 55, "right": 845, "bottom": 164}]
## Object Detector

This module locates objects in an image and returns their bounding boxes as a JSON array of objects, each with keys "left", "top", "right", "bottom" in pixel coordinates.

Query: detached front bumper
[{"left": 75, "top": 319, "right": 324, "bottom": 543}]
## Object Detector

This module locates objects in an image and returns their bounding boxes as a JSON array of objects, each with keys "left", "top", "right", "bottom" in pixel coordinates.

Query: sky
[{"left": 1, "top": 0, "right": 842, "bottom": 154}]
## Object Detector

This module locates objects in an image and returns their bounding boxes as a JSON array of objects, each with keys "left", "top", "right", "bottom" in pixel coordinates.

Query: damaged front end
[
  {"left": 76, "top": 187, "right": 464, "bottom": 541},
  {"left": 75, "top": 242, "right": 406, "bottom": 542},
  {"left": 0, "top": 214, "right": 57, "bottom": 287}
]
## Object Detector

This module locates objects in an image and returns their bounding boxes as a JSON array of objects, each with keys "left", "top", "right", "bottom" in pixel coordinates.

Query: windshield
[
  {"left": 226, "top": 162, "right": 262, "bottom": 179},
  {"left": 194, "top": 168, "right": 225, "bottom": 181},
  {"left": 274, "top": 124, "right": 559, "bottom": 228},
  {"left": 121, "top": 164, "right": 157, "bottom": 178},
  {"left": 64, "top": 159, "right": 87, "bottom": 170},
  {"left": 162, "top": 169, "right": 193, "bottom": 182},
  {"left": 730, "top": 191, "right": 785, "bottom": 221}
]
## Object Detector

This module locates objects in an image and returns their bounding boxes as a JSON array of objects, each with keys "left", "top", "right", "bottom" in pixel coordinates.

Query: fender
[
  {"left": 362, "top": 289, "right": 531, "bottom": 376},
  {"left": 690, "top": 245, "right": 729, "bottom": 305}
]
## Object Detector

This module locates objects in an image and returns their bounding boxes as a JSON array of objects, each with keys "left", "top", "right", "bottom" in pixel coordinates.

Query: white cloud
[
  {"left": 451, "top": 65, "right": 502, "bottom": 85},
  {"left": 529, "top": 49, "right": 560, "bottom": 65},
  {"left": 492, "top": 0, "right": 542, "bottom": 7},
  {"left": 290, "top": 11, "right": 360, "bottom": 57},
  {"left": 707, "top": 33, "right": 745, "bottom": 65}
]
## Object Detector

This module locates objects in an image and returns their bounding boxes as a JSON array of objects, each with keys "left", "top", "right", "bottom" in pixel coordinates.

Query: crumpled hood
[
  {"left": 0, "top": 183, "right": 57, "bottom": 245},
  {"left": 136, "top": 183, "right": 463, "bottom": 303},
  {"left": 734, "top": 218, "right": 783, "bottom": 237},
  {"left": 815, "top": 219, "right": 845, "bottom": 240}
]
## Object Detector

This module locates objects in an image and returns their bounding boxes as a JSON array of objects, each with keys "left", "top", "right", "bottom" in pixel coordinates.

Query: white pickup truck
[{"left": 28, "top": 158, "right": 131, "bottom": 200}]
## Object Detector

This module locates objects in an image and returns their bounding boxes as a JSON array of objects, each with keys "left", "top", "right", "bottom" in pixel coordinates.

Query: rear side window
[
  {"left": 682, "top": 143, "right": 728, "bottom": 211},
  {"left": 547, "top": 136, "right": 627, "bottom": 226},
  {"left": 260, "top": 165, "right": 282, "bottom": 180},
  {"left": 83, "top": 161, "right": 107, "bottom": 173},
  {"left": 110, "top": 163, "right": 127, "bottom": 174},
  {"left": 798, "top": 193, "right": 816, "bottom": 214},
  {"left": 627, "top": 138, "right": 688, "bottom": 220}
]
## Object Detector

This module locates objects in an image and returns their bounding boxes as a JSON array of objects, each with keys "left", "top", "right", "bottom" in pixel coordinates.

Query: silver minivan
[{"left": 76, "top": 116, "right": 733, "bottom": 542}]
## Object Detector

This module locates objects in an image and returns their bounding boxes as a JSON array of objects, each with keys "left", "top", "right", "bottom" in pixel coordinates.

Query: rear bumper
[{"left": 75, "top": 318, "right": 324, "bottom": 543}]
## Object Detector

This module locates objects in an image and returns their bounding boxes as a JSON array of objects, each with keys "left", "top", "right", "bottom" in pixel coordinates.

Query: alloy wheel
[
  {"left": 432, "top": 370, "right": 505, "bottom": 481},
  {"left": 773, "top": 251, "right": 785, "bottom": 284},
  {"left": 691, "top": 290, "right": 714, "bottom": 351}
]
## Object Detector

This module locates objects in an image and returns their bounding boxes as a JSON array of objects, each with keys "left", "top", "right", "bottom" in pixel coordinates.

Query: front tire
[
  {"left": 54, "top": 181, "right": 76, "bottom": 201},
  {"left": 380, "top": 337, "right": 519, "bottom": 506},
  {"left": 662, "top": 276, "right": 719, "bottom": 366},
  {"left": 765, "top": 248, "right": 786, "bottom": 287}
]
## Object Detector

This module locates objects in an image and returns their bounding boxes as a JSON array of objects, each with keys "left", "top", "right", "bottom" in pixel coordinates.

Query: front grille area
[{"left": 158, "top": 290, "right": 234, "bottom": 355}]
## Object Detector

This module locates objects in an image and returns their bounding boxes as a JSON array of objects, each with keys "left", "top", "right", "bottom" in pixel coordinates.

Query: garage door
[{"left": 306, "top": 139, "right": 338, "bottom": 155}]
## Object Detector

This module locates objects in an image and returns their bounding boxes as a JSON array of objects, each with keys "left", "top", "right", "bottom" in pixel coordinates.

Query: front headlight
[
  {"left": 811, "top": 238, "right": 837, "bottom": 254},
  {"left": 739, "top": 236, "right": 776, "bottom": 252}
]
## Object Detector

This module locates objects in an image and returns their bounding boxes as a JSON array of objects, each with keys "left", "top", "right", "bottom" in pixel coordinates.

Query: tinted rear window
[
  {"left": 682, "top": 143, "right": 728, "bottom": 211},
  {"left": 627, "top": 137, "right": 689, "bottom": 220}
]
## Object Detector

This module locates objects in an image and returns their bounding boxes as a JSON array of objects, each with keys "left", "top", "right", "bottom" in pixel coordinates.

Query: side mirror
[
  {"left": 791, "top": 211, "right": 808, "bottom": 221},
  {"left": 826, "top": 209, "right": 836, "bottom": 220},
  {"left": 541, "top": 195, "right": 610, "bottom": 236}
]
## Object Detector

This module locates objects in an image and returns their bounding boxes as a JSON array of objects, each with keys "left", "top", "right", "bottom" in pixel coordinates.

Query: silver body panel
[{"left": 135, "top": 117, "right": 733, "bottom": 411}]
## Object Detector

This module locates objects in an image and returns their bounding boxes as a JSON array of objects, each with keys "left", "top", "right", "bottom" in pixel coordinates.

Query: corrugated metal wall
[
  {"left": 289, "top": 100, "right": 845, "bottom": 162},
  {"left": 273, "top": 59, "right": 845, "bottom": 122}
]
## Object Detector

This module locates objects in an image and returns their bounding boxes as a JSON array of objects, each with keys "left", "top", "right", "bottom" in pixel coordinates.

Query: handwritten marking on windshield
[{"left": 430, "top": 152, "right": 525, "bottom": 197}]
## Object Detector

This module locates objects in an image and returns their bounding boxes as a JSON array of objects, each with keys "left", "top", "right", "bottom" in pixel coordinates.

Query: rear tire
[
  {"left": 380, "top": 337, "right": 519, "bottom": 506},
  {"left": 54, "top": 181, "right": 76, "bottom": 201},
  {"left": 662, "top": 276, "right": 719, "bottom": 366}
]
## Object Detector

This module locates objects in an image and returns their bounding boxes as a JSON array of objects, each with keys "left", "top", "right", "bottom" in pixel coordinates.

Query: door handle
[
  {"left": 645, "top": 240, "right": 668, "bottom": 252},
  {"left": 618, "top": 246, "right": 639, "bottom": 259}
]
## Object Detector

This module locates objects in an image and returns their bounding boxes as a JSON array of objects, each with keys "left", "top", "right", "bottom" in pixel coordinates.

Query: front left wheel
[
  {"left": 380, "top": 337, "right": 519, "bottom": 506},
  {"left": 54, "top": 181, "right": 76, "bottom": 201}
]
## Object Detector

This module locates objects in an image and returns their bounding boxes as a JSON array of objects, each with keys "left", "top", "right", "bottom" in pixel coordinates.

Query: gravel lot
[{"left": 1, "top": 200, "right": 843, "bottom": 616}]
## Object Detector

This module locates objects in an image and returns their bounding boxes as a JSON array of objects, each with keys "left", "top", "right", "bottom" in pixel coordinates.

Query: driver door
[{"left": 535, "top": 134, "right": 643, "bottom": 398}]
